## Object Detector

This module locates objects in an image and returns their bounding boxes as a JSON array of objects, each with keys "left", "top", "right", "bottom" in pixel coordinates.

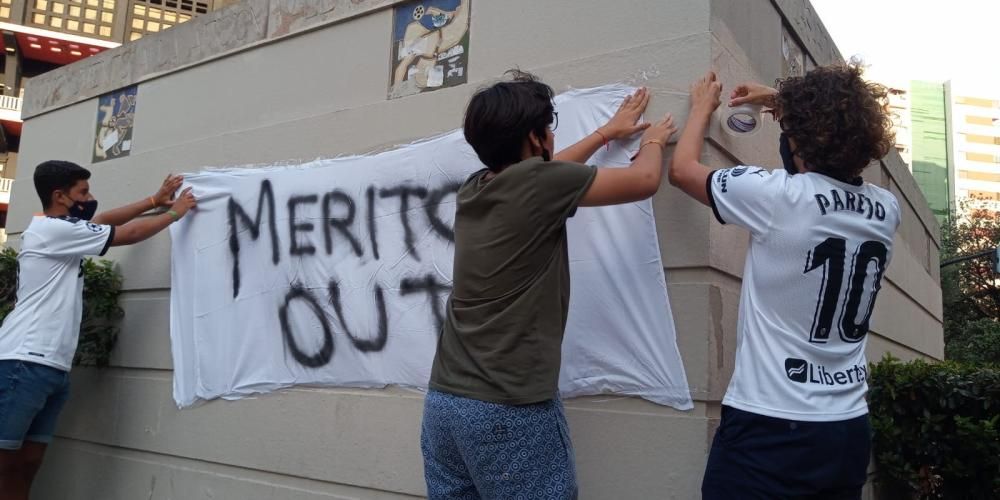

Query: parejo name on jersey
[{"left": 814, "top": 189, "right": 887, "bottom": 220}]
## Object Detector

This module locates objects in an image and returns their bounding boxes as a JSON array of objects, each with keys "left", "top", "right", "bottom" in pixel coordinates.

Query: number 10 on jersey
[{"left": 804, "top": 238, "right": 889, "bottom": 344}]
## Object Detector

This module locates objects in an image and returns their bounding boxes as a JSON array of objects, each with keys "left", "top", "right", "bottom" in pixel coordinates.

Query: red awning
[
  {"left": 15, "top": 32, "right": 107, "bottom": 65},
  {"left": 1, "top": 120, "right": 21, "bottom": 137}
]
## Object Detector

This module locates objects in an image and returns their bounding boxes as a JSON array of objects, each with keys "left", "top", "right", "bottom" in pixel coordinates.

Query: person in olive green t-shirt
[{"left": 421, "top": 70, "right": 677, "bottom": 500}]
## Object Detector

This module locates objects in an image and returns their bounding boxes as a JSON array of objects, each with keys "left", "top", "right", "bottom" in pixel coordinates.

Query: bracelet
[
  {"left": 594, "top": 129, "right": 610, "bottom": 151},
  {"left": 640, "top": 139, "right": 665, "bottom": 151},
  {"left": 629, "top": 140, "right": 666, "bottom": 161},
  {"left": 166, "top": 210, "right": 180, "bottom": 221},
  {"left": 149, "top": 197, "right": 158, "bottom": 210}
]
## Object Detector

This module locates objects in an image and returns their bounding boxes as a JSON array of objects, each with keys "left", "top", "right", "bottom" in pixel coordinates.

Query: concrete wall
[{"left": 6, "top": 0, "right": 942, "bottom": 498}]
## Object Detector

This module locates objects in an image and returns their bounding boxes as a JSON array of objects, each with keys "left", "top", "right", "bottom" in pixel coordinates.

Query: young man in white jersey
[
  {"left": 0, "top": 160, "right": 196, "bottom": 499},
  {"left": 670, "top": 67, "right": 898, "bottom": 499}
]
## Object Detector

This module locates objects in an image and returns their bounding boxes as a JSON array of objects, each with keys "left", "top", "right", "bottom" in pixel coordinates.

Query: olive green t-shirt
[{"left": 429, "top": 157, "right": 597, "bottom": 405}]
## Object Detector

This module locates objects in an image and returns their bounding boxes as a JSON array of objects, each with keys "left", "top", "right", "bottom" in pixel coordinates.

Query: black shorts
[{"left": 702, "top": 405, "right": 871, "bottom": 500}]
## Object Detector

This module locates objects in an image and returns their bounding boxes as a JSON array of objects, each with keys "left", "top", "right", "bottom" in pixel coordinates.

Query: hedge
[{"left": 869, "top": 356, "right": 1000, "bottom": 499}]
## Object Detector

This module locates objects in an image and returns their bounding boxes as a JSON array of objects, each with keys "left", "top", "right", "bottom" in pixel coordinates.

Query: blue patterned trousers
[{"left": 420, "top": 389, "right": 578, "bottom": 500}]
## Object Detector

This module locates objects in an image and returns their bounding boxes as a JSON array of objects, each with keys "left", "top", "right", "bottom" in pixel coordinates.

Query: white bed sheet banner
[{"left": 169, "top": 85, "right": 693, "bottom": 410}]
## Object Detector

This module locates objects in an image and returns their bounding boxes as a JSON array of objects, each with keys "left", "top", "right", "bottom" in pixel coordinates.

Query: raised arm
[
  {"left": 728, "top": 81, "right": 779, "bottom": 115},
  {"left": 110, "top": 187, "right": 196, "bottom": 246},
  {"left": 669, "top": 71, "right": 723, "bottom": 206},
  {"left": 91, "top": 174, "right": 183, "bottom": 226},
  {"left": 578, "top": 113, "right": 677, "bottom": 207},
  {"left": 555, "top": 87, "right": 651, "bottom": 164}
]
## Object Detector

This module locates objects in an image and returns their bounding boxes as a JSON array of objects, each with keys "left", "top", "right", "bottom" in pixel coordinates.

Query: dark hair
[
  {"left": 776, "top": 63, "right": 894, "bottom": 181},
  {"left": 34, "top": 160, "right": 91, "bottom": 208},
  {"left": 463, "top": 69, "right": 555, "bottom": 171}
]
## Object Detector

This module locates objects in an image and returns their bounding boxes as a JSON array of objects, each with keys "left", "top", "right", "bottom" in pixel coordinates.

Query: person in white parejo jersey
[
  {"left": 670, "top": 66, "right": 899, "bottom": 499},
  {"left": 0, "top": 161, "right": 196, "bottom": 500}
]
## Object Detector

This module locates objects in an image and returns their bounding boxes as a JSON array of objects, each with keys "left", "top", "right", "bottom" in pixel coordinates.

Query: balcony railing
[
  {"left": 0, "top": 95, "right": 21, "bottom": 113},
  {"left": 0, "top": 178, "right": 12, "bottom": 206}
]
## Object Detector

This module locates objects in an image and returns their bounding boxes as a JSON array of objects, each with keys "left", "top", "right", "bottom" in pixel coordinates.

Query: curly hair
[{"left": 776, "top": 63, "right": 894, "bottom": 181}]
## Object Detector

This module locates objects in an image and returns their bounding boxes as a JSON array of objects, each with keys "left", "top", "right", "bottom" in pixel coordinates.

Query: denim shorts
[{"left": 0, "top": 359, "right": 71, "bottom": 450}]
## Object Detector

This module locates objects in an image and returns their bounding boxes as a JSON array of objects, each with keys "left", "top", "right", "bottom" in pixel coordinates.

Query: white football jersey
[
  {"left": 0, "top": 216, "right": 114, "bottom": 371},
  {"left": 708, "top": 167, "right": 900, "bottom": 422}
]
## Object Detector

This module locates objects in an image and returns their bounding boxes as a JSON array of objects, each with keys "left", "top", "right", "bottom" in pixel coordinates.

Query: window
[
  {"left": 965, "top": 133, "right": 1000, "bottom": 145},
  {"left": 128, "top": 0, "right": 211, "bottom": 41},
  {"left": 28, "top": 0, "right": 116, "bottom": 39},
  {"left": 966, "top": 115, "right": 997, "bottom": 126},
  {"left": 957, "top": 96, "right": 1000, "bottom": 108},
  {"left": 960, "top": 171, "right": 1000, "bottom": 182},
  {"left": 967, "top": 152, "right": 1000, "bottom": 163},
  {"left": 968, "top": 190, "right": 1000, "bottom": 201}
]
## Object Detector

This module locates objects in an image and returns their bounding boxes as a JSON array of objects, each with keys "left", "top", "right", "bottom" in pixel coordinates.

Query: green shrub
[
  {"left": 945, "top": 318, "right": 1000, "bottom": 365},
  {"left": 0, "top": 246, "right": 123, "bottom": 366},
  {"left": 869, "top": 356, "right": 1000, "bottom": 499},
  {"left": 0, "top": 246, "right": 16, "bottom": 320}
]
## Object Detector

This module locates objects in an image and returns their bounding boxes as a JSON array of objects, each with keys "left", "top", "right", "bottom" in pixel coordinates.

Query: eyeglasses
[{"left": 551, "top": 112, "right": 559, "bottom": 131}]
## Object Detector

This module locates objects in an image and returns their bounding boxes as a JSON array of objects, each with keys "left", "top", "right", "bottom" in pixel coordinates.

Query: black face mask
[
  {"left": 779, "top": 133, "right": 799, "bottom": 175},
  {"left": 68, "top": 199, "right": 98, "bottom": 220}
]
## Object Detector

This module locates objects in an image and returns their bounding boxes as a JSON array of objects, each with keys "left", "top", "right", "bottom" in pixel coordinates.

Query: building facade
[
  {"left": 950, "top": 82, "right": 1000, "bottom": 213},
  {"left": 7, "top": 1, "right": 943, "bottom": 498},
  {"left": 883, "top": 79, "right": 1000, "bottom": 220},
  {"left": 909, "top": 81, "right": 952, "bottom": 224},
  {"left": 0, "top": 0, "right": 234, "bottom": 241}
]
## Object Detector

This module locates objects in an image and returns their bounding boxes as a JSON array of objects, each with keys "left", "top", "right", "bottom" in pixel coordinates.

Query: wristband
[
  {"left": 166, "top": 210, "right": 180, "bottom": 221},
  {"left": 149, "top": 197, "right": 158, "bottom": 210},
  {"left": 595, "top": 129, "right": 610, "bottom": 151}
]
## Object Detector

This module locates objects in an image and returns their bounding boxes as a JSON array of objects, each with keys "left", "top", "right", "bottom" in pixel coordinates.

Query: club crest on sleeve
[{"left": 86, "top": 222, "right": 103, "bottom": 233}]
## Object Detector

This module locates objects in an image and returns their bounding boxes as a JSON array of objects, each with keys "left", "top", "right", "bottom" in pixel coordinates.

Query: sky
[{"left": 811, "top": 0, "right": 1000, "bottom": 92}]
